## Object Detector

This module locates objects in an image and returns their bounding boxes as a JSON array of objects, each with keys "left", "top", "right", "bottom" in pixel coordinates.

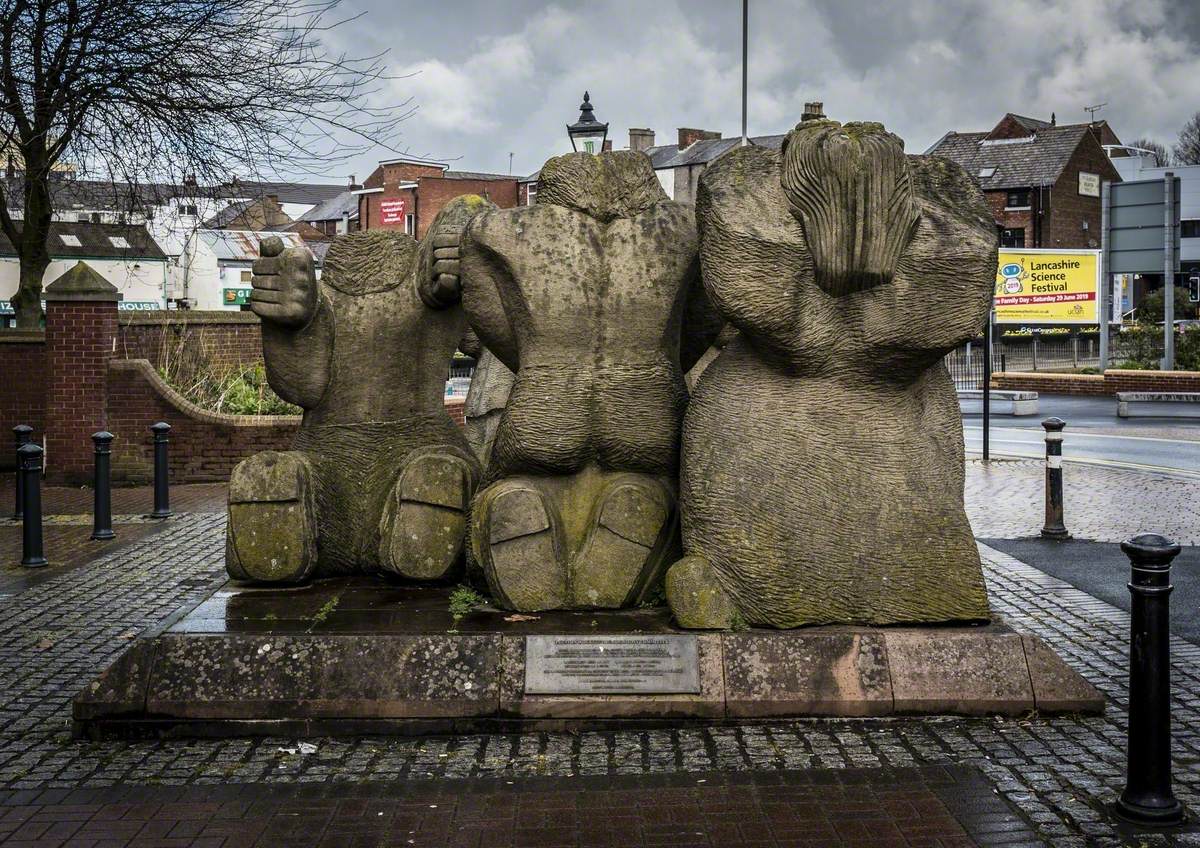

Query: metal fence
[{"left": 944, "top": 346, "right": 1005, "bottom": 390}]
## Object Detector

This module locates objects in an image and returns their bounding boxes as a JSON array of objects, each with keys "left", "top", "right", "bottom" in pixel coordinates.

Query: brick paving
[{"left": 0, "top": 461, "right": 1196, "bottom": 845}]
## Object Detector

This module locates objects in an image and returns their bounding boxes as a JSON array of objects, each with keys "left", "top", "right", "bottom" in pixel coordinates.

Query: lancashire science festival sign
[{"left": 994, "top": 249, "right": 1101, "bottom": 325}]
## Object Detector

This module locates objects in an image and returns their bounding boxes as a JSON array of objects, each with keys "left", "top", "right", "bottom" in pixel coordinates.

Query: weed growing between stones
[{"left": 449, "top": 585, "right": 486, "bottom": 624}]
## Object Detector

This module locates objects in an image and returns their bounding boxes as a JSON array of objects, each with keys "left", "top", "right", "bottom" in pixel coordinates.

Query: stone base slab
[{"left": 73, "top": 580, "right": 1103, "bottom": 738}]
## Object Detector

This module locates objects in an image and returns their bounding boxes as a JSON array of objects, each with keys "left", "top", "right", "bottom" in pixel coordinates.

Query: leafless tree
[
  {"left": 1174, "top": 113, "right": 1200, "bottom": 167},
  {"left": 0, "top": 0, "right": 408, "bottom": 327},
  {"left": 1129, "top": 137, "right": 1170, "bottom": 167}
]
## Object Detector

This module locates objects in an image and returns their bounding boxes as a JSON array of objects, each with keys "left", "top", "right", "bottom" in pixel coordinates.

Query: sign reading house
[{"left": 994, "top": 249, "right": 1101, "bottom": 324}]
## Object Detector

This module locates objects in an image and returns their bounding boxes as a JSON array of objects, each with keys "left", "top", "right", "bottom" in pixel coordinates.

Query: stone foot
[
  {"left": 473, "top": 480, "right": 565, "bottom": 611},
  {"left": 379, "top": 451, "right": 475, "bottom": 581},
  {"left": 570, "top": 475, "right": 672, "bottom": 608},
  {"left": 226, "top": 451, "right": 318, "bottom": 583},
  {"left": 665, "top": 555, "right": 737, "bottom": 629}
]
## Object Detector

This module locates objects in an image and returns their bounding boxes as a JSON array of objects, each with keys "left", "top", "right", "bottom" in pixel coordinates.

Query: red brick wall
[
  {"left": 985, "top": 191, "right": 1037, "bottom": 245},
  {"left": 0, "top": 331, "right": 46, "bottom": 468},
  {"left": 1045, "top": 133, "right": 1120, "bottom": 250},
  {"left": 993, "top": 369, "right": 1200, "bottom": 396},
  {"left": 45, "top": 300, "right": 117, "bottom": 484},
  {"left": 117, "top": 312, "right": 263, "bottom": 372},
  {"left": 412, "top": 177, "right": 519, "bottom": 238}
]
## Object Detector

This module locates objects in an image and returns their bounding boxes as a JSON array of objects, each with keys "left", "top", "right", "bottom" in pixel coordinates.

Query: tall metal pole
[
  {"left": 983, "top": 309, "right": 992, "bottom": 462},
  {"left": 1164, "top": 172, "right": 1175, "bottom": 370},
  {"left": 1100, "top": 180, "right": 1111, "bottom": 372},
  {"left": 740, "top": 0, "right": 748, "bottom": 146}
]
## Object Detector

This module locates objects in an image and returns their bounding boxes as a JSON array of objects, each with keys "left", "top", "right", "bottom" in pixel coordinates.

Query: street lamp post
[{"left": 567, "top": 91, "right": 608, "bottom": 155}]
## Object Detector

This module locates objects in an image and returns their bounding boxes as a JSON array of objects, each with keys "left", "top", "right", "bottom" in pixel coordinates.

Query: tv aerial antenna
[{"left": 1084, "top": 103, "right": 1107, "bottom": 122}]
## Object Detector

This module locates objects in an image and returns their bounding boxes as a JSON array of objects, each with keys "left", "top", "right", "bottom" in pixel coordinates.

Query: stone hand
[
  {"left": 420, "top": 225, "right": 465, "bottom": 308},
  {"left": 250, "top": 236, "right": 318, "bottom": 329}
]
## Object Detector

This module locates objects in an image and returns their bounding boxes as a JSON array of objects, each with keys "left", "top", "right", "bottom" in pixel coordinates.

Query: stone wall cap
[
  {"left": 1116, "top": 392, "right": 1200, "bottom": 402},
  {"left": 44, "top": 261, "right": 123, "bottom": 301}
]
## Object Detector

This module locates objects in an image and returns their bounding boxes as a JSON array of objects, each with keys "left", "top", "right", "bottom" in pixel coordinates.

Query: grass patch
[{"left": 449, "top": 585, "right": 486, "bottom": 623}]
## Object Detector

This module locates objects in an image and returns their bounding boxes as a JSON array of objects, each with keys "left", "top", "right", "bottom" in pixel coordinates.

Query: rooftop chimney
[
  {"left": 801, "top": 101, "right": 826, "bottom": 122},
  {"left": 348, "top": 174, "right": 356, "bottom": 188},
  {"left": 629, "top": 128, "right": 655, "bottom": 153},
  {"left": 678, "top": 128, "right": 722, "bottom": 149}
]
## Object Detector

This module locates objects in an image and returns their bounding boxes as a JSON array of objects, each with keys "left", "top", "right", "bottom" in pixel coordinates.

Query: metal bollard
[
  {"left": 91, "top": 431, "right": 115, "bottom": 540},
  {"left": 12, "top": 424, "right": 32, "bottom": 519},
  {"left": 1040, "top": 417, "right": 1070, "bottom": 539},
  {"left": 149, "top": 422, "right": 171, "bottom": 519},
  {"left": 1115, "top": 534, "right": 1185, "bottom": 825},
  {"left": 18, "top": 442, "right": 46, "bottom": 568}
]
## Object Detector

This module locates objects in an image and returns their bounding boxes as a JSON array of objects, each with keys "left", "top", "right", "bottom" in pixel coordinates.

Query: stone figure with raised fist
[
  {"left": 665, "top": 120, "right": 996, "bottom": 629},
  {"left": 225, "top": 196, "right": 492, "bottom": 583}
]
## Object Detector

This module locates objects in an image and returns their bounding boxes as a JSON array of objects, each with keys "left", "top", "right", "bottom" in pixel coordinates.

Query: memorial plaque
[{"left": 524, "top": 635, "right": 701, "bottom": 694}]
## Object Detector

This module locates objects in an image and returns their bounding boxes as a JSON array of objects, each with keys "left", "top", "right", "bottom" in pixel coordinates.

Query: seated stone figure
[
  {"left": 666, "top": 120, "right": 995, "bottom": 629},
  {"left": 458, "top": 151, "right": 718, "bottom": 611},
  {"left": 225, "top": 197, "right": 488, "bottom": 583}
]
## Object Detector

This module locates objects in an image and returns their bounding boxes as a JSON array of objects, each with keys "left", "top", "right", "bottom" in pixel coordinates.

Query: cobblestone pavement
[
  {"left": 964, "top": 458, "right": 1200, "bottom": 544},
  {"left": 0, "top": 464, "right": 1198, "bottom": 845}
]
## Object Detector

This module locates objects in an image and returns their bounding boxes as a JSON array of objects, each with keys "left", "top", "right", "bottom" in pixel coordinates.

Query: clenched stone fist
[{"left": 250, "top": 236, "right": 318, "bottom": 329}]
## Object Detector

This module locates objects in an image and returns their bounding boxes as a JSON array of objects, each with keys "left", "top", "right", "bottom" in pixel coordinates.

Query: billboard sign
[
  {"left": 380, "top": 198, "right": 407, "bottom": 225},
  {"left": 223, "top": 288, "right": 251, "bottom": 306},
  {"left": 994, "top": 249, "right": 1101, "bottom": 325},
  {"left": 1108, "top": 176, "right": 1180, "bottom": 275}
]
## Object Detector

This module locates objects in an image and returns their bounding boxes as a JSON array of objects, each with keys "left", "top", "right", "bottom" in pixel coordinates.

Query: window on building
[
  {"left": 177, "top": 204, "right": 198, "bottom": 216},
  {"left": 1000, "top": 228, "right": 1025, "bottom": 248},
  {"left": 978, "top": 167, "right": 996, "bottom": 179},
  {"left": 405, "top": 213, "right": 415, "bottom": 235},
  {"left": 1005, "top": 189, "right": 1031, "bottom": 209},
  {"left": 1182, "top": 220, "right": 1200, "bottom": 239},
  {"left": 526, "top": 186, "right": 538, "bottom": 206},
  {"left": 90, "top": 212, "right": 102, "bottom": 223},
  {"left": 108, "top": 236, "right": 130, "bottom": 248},
  {"left": 240, "top": 270, "right": 252, "bottom": 282},
  {"left": 59, "top": 233, "right": 81, "bottom": 247}
]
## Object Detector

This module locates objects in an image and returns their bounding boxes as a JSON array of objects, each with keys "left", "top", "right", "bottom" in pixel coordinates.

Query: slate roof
[
  {"left": 202, "top": 199, "right": 256, "bottom": 229},
  {"left": 198, "top": 230, "right": 317, "bottom": 265},
  {"left": 925, "top": 124, "right": 1093, "bottom": 191},
  {"left": 442, "top": 170, "right": 515, "bottom": 181},
  {"left": 0, "top": 221, "right": 165, "bottom": 259},
  {"left": 645, "top": 133, "right": 787, "bottom": 170},
  {"left": 299, "top": 190, "right": 359, "bottom": 223}
]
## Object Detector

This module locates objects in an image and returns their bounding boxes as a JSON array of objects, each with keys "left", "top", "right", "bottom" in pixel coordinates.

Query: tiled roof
[
  {"left": 926, "top": 124, "right": 1092, "bottom": 190},
  {"left": 202, "top": 199, "right": 255, "bottom": 229},
  {"left": 199, "top": 230, "right": 311, "bottom": 263},
  {"left": 299, "top": 190, "right": 359, "bottom": 223},
  {"left": 443, "top": 170, "right": 515, "bottom": 181},
  {"left": 0, "top": 221, "right": 165, "bottom": 259},
  {"left": 645, "top": 134, "right": 787, "bottom": 170}
]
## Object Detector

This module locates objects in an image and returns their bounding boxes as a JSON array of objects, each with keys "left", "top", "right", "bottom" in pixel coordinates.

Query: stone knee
[
  {"left": 571, "top": 474, "right": 674, "bottom": 609},
  {"left": 226, "top": 451, "right": 318, "bottom": 584},
  {"left": 472, "top": 478, "right": 565, "bottom": 612},
  {"left": 378, "top": 449, "right": 477, "bottom": 581},
  {"left": 665, "top": 555, "right": 736, "bottom": 630}
]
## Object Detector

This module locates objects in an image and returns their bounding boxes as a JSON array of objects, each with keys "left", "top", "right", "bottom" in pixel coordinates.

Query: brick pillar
[{"left": 43, "top": 262, "right": 122, "bottom": 484}]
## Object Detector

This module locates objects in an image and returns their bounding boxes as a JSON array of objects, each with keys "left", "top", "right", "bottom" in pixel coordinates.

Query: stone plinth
[{"left": 74, "top": 579, "right": 1104, "bottom": 739}]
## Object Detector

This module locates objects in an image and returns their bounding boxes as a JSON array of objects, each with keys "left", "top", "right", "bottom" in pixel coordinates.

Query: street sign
[
  {"left": 1108, "top": 176, "right": 1180, "bottom": 275},
  {"left": 993, "top": 249, "right": 1100, "bottom": 324}
]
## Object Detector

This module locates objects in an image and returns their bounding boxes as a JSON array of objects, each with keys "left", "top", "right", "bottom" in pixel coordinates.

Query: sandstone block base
[{"left": 74, "top": 579, "right": 1103, "bottom": 738}]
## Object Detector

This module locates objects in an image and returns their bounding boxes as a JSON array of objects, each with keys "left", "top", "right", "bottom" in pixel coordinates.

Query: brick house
[
  {"left": 926, "top": 113, "right": 1123, "bottom": 250},
  {"left": 354, "top": 157, "right": 519, "bottom": 239}
]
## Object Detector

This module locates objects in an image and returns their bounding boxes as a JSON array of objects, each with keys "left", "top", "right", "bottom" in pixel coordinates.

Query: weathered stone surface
[
  {"left": 498, "top": 634, "right": 724, "bottom": 719},
  {"left": 724, "top": 632, "right": 892, "bottom": 717},
  {"left": 1022, "top": 634, "right": 1105, "bottom": 714},
  {"left": 886, "top": 630, "right": 1034, "bottom": 715},
  {"left": 460, "top": 151, "right": 717, "bottom": 611},
  {"left": 226, "top": 197, "right": 487, "bottom": 583},
  {"left": 664, "top": 556, "right": 735, "bottom": 630},
  {"left": 670, "top": 119, "right": 995, "bottom": 628},
  {"left": 74, "top": 640, "right": 154, "bottom": 720},
  {"left": 144, "top": 634, "right": 501, "bottom": 719}
]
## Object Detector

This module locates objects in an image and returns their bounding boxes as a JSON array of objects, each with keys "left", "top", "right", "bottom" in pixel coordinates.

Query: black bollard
[
  {"left": 91, "top": 431, "right": 115, "bottom": 540},
  {"left": 149, "top": 422, "right": 171, "bottom": 518},
  {"left": 1115, "top": 533, "right": 1185, "bottom": 826},
  {"left": 1040, "top": 417, "right": 1070, "bottom": 539},
  {"left": 12, "top": 424, "right": 32, "bottom": 520},
  {"left": 18, "top": 442, "right": 46, "bottom": 568}
]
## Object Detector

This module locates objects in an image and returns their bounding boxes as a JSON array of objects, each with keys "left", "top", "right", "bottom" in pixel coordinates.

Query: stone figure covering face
[
  {"left": 225, "top": 196, "right": 490, "bottom": 583},
  {"left": 665, "top": 120, "right": 996, "bottom": 629},
  {"left": 458, "top": 151, "right": 719, "bottom": 611}
]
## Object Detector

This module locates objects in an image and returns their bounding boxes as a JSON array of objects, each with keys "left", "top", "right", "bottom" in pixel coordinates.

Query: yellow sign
[{"left": 994, "top": 249, "right": 1101, "bottom": 324}]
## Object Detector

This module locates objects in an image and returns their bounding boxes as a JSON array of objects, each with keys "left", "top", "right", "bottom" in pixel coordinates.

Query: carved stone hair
[
  {"left": 536, "top": 150, "right": 667, "bottom": 222},
  {"left": 780, "top": 120, "right": 920, "bottom": 295},
  {"left": 322, "top": 230, "right": 417, "bottom": 296}
]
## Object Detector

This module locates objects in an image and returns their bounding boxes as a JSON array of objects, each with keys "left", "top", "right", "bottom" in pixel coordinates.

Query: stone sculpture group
[{"left": 226, "top": 117, "right": 997, "bottom": 630}]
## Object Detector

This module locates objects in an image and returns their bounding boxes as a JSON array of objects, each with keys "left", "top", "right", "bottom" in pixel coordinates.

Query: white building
[
  {"left": 176, "top": 229, "right": 322, "bottom": 311},
  {"left": 0, "top": 221, "right": 168, "bottom": 324}
]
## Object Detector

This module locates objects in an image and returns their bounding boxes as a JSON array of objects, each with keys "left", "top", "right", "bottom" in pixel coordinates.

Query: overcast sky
[{"left": 316, "top": 0, "right": 1200, "bottom": 183}]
